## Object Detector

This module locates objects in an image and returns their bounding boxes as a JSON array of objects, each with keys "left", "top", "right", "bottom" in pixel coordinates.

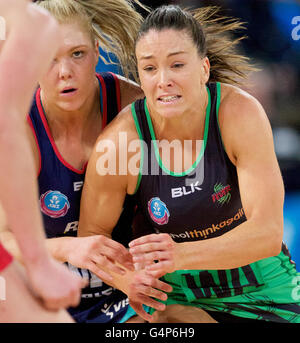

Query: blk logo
[{"left": 171, "top": 181, "right": 202, "bottom": 198}]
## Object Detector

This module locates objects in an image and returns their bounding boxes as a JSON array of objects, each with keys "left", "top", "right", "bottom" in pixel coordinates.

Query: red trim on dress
[
  {"left": 35, "top": 89, "right": 86, "bottom": 175},
  {"left": 96, "top": 73, "right": 107, "bottom": 129}
]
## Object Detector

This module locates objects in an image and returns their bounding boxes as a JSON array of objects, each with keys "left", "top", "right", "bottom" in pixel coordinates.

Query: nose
[
  {"left": 58, "top": 59, "right": 73, "bottom": 80},
  {"left": 157, "top": 69, "right": 173, "bottom": 89}
]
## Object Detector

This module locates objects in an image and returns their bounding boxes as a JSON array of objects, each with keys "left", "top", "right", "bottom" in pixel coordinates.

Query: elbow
[
  {"left": 269, "top": 239, "right": 282, "bottom": 257},
  {"left": 265, "top": 219, "right": 283, "bottom": 258}
]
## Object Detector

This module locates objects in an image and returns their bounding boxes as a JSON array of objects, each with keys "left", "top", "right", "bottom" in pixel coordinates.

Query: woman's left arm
[{"left": 130, "top": 86, "right": 284, "bottom": 272}]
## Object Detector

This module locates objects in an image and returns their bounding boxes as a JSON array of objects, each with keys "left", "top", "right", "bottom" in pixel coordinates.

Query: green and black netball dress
[{"left": 131, "top": 82, "right": 300, "bottom": 323}]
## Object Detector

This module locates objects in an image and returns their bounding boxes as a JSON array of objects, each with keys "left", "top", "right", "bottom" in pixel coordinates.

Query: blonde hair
[
  {"left": 37, "top": 0, "right": 146, "bottom": 80},
  {"left": 137, "top": 5, "right": 257, "bottom": 85}
]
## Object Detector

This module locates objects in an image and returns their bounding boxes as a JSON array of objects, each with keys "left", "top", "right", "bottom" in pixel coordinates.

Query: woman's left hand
[{"left": 129, "top": 233, "right": 178, "bottom": 277}]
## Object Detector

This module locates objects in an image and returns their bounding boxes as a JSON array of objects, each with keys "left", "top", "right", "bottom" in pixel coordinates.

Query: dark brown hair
[{"left": 136, "top": 5, "right": 256, "bottom": 85}]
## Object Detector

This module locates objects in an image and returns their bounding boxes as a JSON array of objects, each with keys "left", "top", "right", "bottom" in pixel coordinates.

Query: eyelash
[
  {"left": 143, "top": 63, "right": 184, "bottom": 72},
  {"left": 72, "top": 51, "right": 84, "bottom": 59},
  {"left": 144, "top": 66, "right": 155, "bottom": 72},
  {"left": 173, "top": 63, "right": 184, "bottom": 68}
]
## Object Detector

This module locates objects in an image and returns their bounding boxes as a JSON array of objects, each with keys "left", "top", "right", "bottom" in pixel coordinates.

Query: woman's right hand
[
  {"left": 25, "top": 255, "right": 86, "bottom": 311},
  {"left": 65, "top": 235, "right": 134, "bottom": 282},
  {"left": 121, "top": 268, "right": 173, "bottom": 322}
]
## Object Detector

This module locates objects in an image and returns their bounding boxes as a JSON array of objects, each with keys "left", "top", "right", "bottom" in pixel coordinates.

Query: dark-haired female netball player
[{"left": 79, "top": 5, "right": 300, "bottom": 323}]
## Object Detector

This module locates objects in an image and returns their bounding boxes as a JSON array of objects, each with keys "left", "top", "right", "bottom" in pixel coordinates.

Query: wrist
[
  {"left": 113, "top": 269, "right": 135, "bottom": 296},
  {"left": 174, "top": 242, "right": 186, "bottom": 270},
  {"left": 22, "top": 247, "right": 51, "bottom": 272},
  {"left": 19, "top": 236, "right": 49, "bottom": 267},
  {"left": 48, "top": 236, "right": 76, "bottom": 263}
]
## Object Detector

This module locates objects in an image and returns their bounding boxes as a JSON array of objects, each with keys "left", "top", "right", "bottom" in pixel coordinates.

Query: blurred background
[{"left": 97, "top": 0, "right": 300, "bottom": 268}]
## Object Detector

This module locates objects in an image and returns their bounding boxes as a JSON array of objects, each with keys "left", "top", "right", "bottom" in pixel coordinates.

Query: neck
[{"left": 149, "top": 86, "right": 208, "bottom": 142}]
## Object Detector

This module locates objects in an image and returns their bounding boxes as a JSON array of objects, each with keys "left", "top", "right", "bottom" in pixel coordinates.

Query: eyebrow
[
  {"left": 67, "top": 44, "right": 89, "bottom": 52},
  {"left": 139, "top": 50, "right": 187, "bottom": 60}
]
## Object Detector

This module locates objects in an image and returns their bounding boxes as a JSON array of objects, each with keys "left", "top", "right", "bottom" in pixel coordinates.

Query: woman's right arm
[
  {"left": 0, "top": 0, "right": 85, "bottom": 310},
  {"left": 0, "top": 0, "right": 60, "bottom": 269},
  {"left": 78, "top": 107, "right": 172, "bottom": 321}
]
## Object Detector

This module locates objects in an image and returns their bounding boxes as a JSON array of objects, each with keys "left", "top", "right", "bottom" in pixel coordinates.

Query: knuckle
[
  {"left": 98, "top": 254, "right": 106, "bottom": 263},
  {"left": 110, "top": 251, "right": 118, "bottom": 260},
  {"left": 148, "top": 277, "right": 156, "bottom": 288},
  {"left": 166, "top": 251, "right": 172, "bottom": 259},
  {"left": 82, "top": 256, "right": 91, "bottom": 266},
  {"left": 166, "top": 239, "right": 173, "bottom": 247},
  {"left": 88, "top": 262, "right": 97, "bottom": 274},
  {"left": 145, "top": 286, "right": 152, "bottom": 295}
]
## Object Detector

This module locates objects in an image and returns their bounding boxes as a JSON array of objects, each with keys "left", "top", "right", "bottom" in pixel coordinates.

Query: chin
[
  {"left": 57, "top": 101, "right": 82, "bottom": 113},
  {"left": 155, "top": 105, "right": 184, "bottom": 118}
]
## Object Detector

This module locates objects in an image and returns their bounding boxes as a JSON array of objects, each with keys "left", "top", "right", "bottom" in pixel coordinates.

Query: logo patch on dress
[
  {"left": 211, "top": 183, "right": 231, "bottom": 205},
  {"left": 148, "top": 197, "right": 170, "bottom": 225},
  {"left": 40, "top": 190, "right": 70, "bottom": 218}
]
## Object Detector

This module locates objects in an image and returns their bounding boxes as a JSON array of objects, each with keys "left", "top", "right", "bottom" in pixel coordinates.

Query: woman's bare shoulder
[
  {"left": 218, "top": 82, "right": 269, "bottom": 130},
  {"left": 218, "top": 83, "right": 273, "bottom": 163},
  {"left": 96, "top": 103, "right": 140, "bottom": 147},
  {"left": 116, "top": 74, "right": 144, "bottom": 109}
]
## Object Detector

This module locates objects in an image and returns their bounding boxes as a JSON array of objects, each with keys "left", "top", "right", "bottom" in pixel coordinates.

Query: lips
[
  {"left": 60, "top": 87, "right": 77, "bottom": 94},
  {"left": 157, "top": 95, "right": 181, "bottom": 102}
]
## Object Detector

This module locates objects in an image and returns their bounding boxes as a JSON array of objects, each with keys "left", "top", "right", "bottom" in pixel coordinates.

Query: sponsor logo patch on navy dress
[{"left": 40, "top": 190, "right": 70, "bottom": 218}]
